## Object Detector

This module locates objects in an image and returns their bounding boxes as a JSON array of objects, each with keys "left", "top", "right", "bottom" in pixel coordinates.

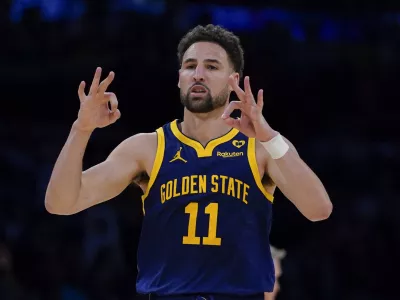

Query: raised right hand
[{"left": 75, "top": 67, "right": 121, "bottom": 132}]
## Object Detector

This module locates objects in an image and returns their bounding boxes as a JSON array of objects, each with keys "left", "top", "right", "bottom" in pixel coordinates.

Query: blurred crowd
[{"left": 1, "top": 1, "right": 400, "bottom": 300}]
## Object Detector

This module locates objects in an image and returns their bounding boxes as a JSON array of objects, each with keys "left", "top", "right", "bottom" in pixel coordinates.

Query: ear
[
  {"left": 178, "top": 69, "right": 181, "bottom": 88},
  {"left": 229, "top": 72, "right": 240, "bottom": 91}
]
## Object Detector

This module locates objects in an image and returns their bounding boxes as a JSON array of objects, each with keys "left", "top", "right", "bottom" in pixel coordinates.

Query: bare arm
[
  {"left": 44, "top": 122, "right": 92, "bottom": 214},
  {"left": 45, "top": 128, "right": 155, "bottom": 215},
  {"left": 262, "top": 137, "right": 332, "bottom": 221},
  {"left": 264, "top": 293, "right": 273, "bottom": 300},
  {"left": 222, "top": 75, "right": 332, "bottom": 221},
  {"left": 45, "top": 67, "right": 156, "bottom": 215}
]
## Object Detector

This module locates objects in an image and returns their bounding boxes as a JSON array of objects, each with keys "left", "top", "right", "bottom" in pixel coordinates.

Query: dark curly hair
[{"left": 177, "top": 24, "right": 244, "bottom": 79}]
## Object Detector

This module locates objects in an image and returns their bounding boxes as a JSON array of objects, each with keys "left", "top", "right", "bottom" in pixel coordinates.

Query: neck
[{"left": 181, "top": 106, "right": 233, "bottom": 146}]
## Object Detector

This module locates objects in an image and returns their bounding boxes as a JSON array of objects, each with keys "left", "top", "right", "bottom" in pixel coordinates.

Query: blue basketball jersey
[{"left": 136, "top": 120, "right": 275, "bottom": 296}]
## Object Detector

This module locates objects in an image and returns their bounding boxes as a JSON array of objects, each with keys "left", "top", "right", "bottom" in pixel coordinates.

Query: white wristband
[{"left": 261, "top": 134, "right": 289, "bottom": 159}]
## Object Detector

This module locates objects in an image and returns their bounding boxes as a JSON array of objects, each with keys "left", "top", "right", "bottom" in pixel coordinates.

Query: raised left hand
[{"left": 221, "top": 75, "right": 277, "bottom": 142}]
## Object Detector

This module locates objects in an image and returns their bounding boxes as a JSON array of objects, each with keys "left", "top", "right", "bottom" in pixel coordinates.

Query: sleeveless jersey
[{"left": 136, "top": 120, "right": 275, "bottom": 296}]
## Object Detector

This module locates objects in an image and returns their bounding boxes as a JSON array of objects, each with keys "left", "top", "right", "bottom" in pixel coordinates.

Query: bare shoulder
[
  {"left": 255, "top": 139, "right": 269, "bottom": 161},
  {"left": 110, "top": 132, "right": 158, "bottom": 163},
  {"left": 115, "top": 132, "right": 157, "bottom": 153},
  {"left": 109, "top": 131, "right": 159, "bottom": 179},
  {"left": 253, "top": 139, "right": 275, "bottom": 190},
  {"left": 254, "top": 135, "right": 298, "bottom": 189}
]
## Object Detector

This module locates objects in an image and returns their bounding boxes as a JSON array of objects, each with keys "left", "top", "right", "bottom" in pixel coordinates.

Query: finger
[
  {"left": 257, "top": 89, "right": 264, "bottom": 109},
  {"left": 89, "top": 67, "right": 102, "bottom": 95},
  {"left": 78, "top": 81, "right": 86, "bottom": 102},
  {"left": 221, "top": 101, "right": 242, "bottom": 119},
  {"left": 109, "top": 109, "right": 121, "bottom": 124},
  {"left": 106, "top": 93, "right": 118, "bottom": 113},
  {"left": 98, "top": 71, "right": 115, "bottom": 94},
  {"left": 102, "top": 92, "right": 116, "bottom": 103},
  {"left": 228, "top": 75, "right": 245, "bottom": 101},
  {"left": 244, "top": 76, "right": 255, "bottom": 104},
  {"left": 223, "top": 116, "right": 241, "bottom": 130}
]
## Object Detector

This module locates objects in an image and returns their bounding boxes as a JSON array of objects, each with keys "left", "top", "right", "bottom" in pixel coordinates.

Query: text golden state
[{"left": 160, "top": 175, "right": 249, "bottom": 204}]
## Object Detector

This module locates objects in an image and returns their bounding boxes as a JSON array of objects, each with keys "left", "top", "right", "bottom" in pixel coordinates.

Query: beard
[{"left": 180, "top": 84, "right": 230, "bottom": 113}]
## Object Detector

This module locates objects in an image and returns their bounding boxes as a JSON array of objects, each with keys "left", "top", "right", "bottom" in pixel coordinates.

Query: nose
[{"left": 193, "top": 65, "right": 205, "bottom": 82}]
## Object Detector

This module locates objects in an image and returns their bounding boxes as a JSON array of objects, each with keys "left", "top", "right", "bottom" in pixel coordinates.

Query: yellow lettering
[
  {"left": 182, "top": 176, "right": 189, "bottom": 195},
  {"left": 160, "top": 184, "right": 166, "bottom": 203},
  {"left": 211, "top": 175, "right": 218, "bottom": 193},
  {"left": 190, "top": 175, "right": 198, "bottom": 194},
  {"left": 182, "top": 202, "right": 201, "bottom": 245},
  {"left": 243, "top": 183, "right": 249, "bottom": 204},
  {"left": 183, "top": 202, "right": 221, "bottom": 246},
  {"left": 198, "top": 175, "right": 206, "bottom": 193},
  {"left": 203, "top": 203, "right": 221, "bottom": 246},
  {"left": 166, "top": 180, "right": 173, "bottom": 201},
  {"left": 160, "top": 175, "right": 250, "bottom": 205},
  {"left": 227, "top": 177, "right": 235, "bottom": 197},
  {"left": 173, "top": 179, "right": 180, "bottom": 197},
  {"left": 235, "top": 179, "right": 242, "bottom": 199},
  {"left": 220, "top": 175, "right": 228, "bottom": 194}
]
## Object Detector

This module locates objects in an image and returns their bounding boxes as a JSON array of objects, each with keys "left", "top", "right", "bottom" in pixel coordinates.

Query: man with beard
[{"left": 45, "top": 24, "right": 332, "bottom": 300}]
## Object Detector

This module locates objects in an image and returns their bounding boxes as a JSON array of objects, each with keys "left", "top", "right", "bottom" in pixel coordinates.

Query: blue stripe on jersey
[{"left": 137, "top": 120, "right": 275, "bottom": 296}]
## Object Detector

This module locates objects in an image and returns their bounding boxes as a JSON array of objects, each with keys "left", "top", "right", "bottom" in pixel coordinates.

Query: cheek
[
  {"left": 178, "top": 77, "right": 186, "bottom": 90},
  {"left": 210, "top": 77, "right": 229, "bottom": 93},
  {"left": 179, "top": 72, "right": 192, "bottom": 87}
]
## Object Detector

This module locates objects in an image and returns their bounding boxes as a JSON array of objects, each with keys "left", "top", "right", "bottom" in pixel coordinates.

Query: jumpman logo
[{"left": 169, "top": 147, "right": 187, "bottom": 163}]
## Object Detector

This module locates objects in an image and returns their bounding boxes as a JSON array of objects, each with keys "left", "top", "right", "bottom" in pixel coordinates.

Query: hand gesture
[
  {"left": 221, "top": 76, "right": 276, "bottom": 141},
  {"left": 75, "top": 67, "right": 121, "bottom": 132}
]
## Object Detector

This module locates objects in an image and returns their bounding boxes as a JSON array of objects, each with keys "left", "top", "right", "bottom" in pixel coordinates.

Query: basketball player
[
  {"left": 45, "top": 25, "right": 332, "bottom": 299},
  {"left": 264, "top": 246, "right": 286, "bottom": 300}
]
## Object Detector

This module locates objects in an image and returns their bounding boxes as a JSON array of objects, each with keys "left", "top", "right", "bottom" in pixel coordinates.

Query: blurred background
[{"left": 1, "top": 0, "right": 399, "bottom": 299}]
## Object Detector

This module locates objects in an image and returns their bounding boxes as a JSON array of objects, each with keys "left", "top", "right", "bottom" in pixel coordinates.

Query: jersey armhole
[
  {"left": 247, "top": 138, "right": 274, "bottom": 203},
  {"left": 141, "top": 127, "right": 165, "bottom": 214}
]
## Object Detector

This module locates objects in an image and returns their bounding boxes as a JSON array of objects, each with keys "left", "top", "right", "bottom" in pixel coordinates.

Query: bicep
[
  {"left": 73, "top": 134, "right": 149, "bottom": 213},
  {"left": 80, "top": 155, "right": 139, "bottom": 203}
]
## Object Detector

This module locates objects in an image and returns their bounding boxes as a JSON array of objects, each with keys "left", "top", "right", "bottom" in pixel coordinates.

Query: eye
[
  {"left": 186, "top": 64, "right": 196, "bottom": 69},
  {"left": 207, "top": 65, "right": 217, "bottom": 70}
]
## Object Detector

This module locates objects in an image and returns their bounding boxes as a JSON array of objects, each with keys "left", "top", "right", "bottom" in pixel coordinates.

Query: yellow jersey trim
[
  {"left": 141, "top": 127, "right": 165, "bottom": 215},
  {"left": 248, "top": 138, "right": 274, "bottom": 203},
  {"left": 170, "top": 119, "right": 239, "bottom": 157}
]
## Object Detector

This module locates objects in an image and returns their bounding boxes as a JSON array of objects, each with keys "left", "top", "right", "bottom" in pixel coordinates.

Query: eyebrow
[{"left": 183, "top": 58, "right": 222, "bottom": 65}]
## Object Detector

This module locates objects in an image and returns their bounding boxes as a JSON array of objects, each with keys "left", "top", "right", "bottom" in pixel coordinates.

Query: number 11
[{"left": 182, "top": 202, "right": 221, "bottom": 246}]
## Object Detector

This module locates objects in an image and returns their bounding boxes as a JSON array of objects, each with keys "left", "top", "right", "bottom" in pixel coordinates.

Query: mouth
[{"left": 190, "top": 84, "right": 208, "bottom": 97}]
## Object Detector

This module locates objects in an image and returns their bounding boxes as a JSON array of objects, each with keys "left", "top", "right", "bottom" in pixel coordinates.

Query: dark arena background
[{"left": 1, "top": 0, "right": 399, "bottom": 299}]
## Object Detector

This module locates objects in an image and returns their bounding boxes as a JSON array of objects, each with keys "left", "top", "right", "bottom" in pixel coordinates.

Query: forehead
[{"left": 183, "top": 42, "right": 229, "bottom": 64}]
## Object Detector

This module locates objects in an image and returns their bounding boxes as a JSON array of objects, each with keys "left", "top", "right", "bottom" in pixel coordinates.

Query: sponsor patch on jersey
[{"left": 216, "top": 151, "right": 244, "bottom": 158}]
